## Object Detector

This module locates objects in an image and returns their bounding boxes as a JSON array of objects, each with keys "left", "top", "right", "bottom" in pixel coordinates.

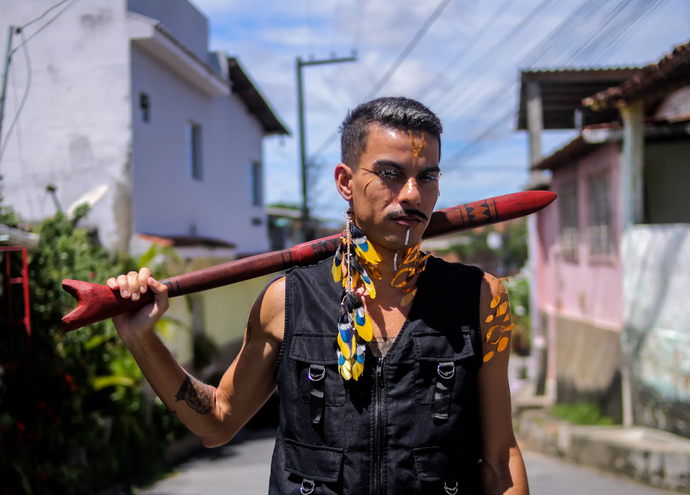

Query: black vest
[{"left": 269, "top": 255, "right": 485, "bottom": 495}]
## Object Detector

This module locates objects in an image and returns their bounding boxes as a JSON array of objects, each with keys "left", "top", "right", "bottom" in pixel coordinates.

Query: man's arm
[
  {"left": 109, "top": 268, "right": 285, "bottom": 447},
  {"left": 476, "top": 273, "right": 529, "bottom": 495}
]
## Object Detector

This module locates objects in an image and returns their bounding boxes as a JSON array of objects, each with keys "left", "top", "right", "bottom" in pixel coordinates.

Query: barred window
[
  {"left": 559, "top": 180, "right": 578, "bottom": 260},
  {"left": 588, "top": 172, "right": 612, "bottom": 255}
]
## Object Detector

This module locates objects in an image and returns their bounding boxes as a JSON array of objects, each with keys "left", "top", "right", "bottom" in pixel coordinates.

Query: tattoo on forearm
[
  {"left": 370, "top": 337, "right": 394, "bottom": 358},
  {"left": 244, "top": 322, "right": 253, "bottom": 345},
  {"left": 174, "top": 374, "right": 215, "bottom": 415}
]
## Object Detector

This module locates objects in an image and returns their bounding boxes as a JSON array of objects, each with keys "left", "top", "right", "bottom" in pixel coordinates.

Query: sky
[{"left": 191, "top": 0, "right": 690, "bottom": 222}]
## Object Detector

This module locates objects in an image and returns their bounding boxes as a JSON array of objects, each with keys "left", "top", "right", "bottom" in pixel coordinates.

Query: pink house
[
  {"left": 533, "top": 127, "right": 625, "bottom": 419},
  {"left": 522, "top": 40, "right": 690, "bottom": 432}
]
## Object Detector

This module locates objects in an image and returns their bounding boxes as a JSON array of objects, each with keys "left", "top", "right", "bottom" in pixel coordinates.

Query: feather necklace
[{"left": 332, "top": 217, "right": 430, "bottom": 380}]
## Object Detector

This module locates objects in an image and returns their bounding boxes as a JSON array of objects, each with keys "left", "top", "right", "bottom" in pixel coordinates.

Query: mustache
[{"left": 384, "top": 208, "right": 429, "bottom": 222}]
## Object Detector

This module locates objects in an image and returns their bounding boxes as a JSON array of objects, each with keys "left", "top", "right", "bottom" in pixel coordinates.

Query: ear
[{"left": 334, "top": 163, "right": 354, "bottom": 201}]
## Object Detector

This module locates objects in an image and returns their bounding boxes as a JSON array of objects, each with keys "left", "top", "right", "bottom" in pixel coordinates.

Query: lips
[{"left": 392, "top": 216, "right": 422, "bottom": 227}]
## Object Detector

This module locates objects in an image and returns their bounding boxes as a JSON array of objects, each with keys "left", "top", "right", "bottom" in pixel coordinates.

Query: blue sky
[{"left": 192, "top": 0, "right": 690, "bottom": 222}]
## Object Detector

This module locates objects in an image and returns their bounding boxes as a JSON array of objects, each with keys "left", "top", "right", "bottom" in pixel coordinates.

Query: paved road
[{"left": 140, "top": 435, "right": 677, "bottom": 494}]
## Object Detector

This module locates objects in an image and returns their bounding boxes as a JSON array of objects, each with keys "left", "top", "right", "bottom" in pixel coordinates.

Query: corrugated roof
[
  {"left": 583, "top": 40, "right": 690, "bottom": 111},
  {"left": 227, "top": 58, "right": 290, "bottom": 136},
  {"left": 517, "top": 68, "right": 641, "bottom": 130}
]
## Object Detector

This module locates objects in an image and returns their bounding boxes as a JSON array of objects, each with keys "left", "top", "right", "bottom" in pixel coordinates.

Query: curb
[{"left": 516, "top": 409, "right": 690, "bottom": 493}]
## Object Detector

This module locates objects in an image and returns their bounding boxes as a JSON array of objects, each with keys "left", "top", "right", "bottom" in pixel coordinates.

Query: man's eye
[
  {"left": 378, "top": 169, "right": 399, "bottom": 180},
  {"left": 419, "top": 174, "right": 440, "bottom": 183}
]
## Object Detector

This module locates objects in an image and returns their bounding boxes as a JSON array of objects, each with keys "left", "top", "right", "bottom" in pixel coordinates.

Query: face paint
[
  {"left": 406, "top": 177, "right": 415, "bottom": 195},
  {"left": 408, "top": 130, "right": 425, "bottom": 159}
]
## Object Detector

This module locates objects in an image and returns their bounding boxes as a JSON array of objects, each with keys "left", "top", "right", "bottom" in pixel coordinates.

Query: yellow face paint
[{"left": 408, "top": 130, "right": 425, "bottom": 158}]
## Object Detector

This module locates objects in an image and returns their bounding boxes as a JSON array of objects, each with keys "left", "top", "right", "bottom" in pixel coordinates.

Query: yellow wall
[
  {"left": 151, "top": 253, "right": 281, "bottom": 365},
  {"left": 201, "top": 273, "right": 278, "bottom": 347}
]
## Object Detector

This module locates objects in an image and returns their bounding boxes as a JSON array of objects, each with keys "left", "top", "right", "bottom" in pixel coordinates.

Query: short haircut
[{"left": 339, "top": 97, "right": 443, "bottom": 168}]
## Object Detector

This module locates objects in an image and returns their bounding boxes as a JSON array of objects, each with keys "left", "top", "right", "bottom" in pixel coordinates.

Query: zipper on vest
[{"left": 374, "top": 357, "right": 384, "bottom": 495}]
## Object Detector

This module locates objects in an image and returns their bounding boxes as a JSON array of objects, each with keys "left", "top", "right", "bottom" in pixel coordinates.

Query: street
[{"left": 139, "top": 434, "right": 677, "bottom": 495}]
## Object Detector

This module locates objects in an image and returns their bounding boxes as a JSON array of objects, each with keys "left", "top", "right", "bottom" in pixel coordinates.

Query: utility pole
[
  {"left": 296, "top": 53, "right": 356, "bottom": 241},
  {"left": 0, "top": 26, "right": 15, "bottom": 152}
]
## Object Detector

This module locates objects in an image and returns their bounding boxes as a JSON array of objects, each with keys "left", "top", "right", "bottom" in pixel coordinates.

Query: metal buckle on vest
[
  {"left": 437, "top": 362, "right": 455, "bottom": 380},
  {"left": 308, "top": 365, "right": 326, "bottom": 382},
  {"left": 300, "top": 479, "right": 315, "bottom": 495},
  {"left": 444, "top": 481, "right": 459, "bottom": 494}
]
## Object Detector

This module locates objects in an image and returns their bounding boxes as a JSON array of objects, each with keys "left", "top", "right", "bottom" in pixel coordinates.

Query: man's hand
[{"left": 107, "top": 267, "right": 169, "bottom": 342}]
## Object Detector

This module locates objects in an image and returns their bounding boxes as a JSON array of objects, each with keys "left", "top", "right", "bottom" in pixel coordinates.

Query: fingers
[
  {"left": 148, "top": 276, "right": 170, "bottom": 313},
  {"left": 108, "top": 269, "right": 158, "bottom": 301},
  {"left": 138, "top": 267, "right": 152, "bottom": 294}
]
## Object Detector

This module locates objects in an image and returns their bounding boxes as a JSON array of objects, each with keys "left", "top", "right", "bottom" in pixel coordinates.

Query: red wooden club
[{"left": 62, "top": 191, "right": 556, "bottom": 332}]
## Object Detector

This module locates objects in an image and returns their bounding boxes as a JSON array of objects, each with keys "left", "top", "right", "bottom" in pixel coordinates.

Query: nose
[{"left": 398, "top": 177, "right": 422, "bottom": 207}]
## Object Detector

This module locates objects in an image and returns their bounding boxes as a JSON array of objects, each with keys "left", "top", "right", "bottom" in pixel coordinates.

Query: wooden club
[{"left": 62, "top": 190, "right": 556, "bottom": 332}]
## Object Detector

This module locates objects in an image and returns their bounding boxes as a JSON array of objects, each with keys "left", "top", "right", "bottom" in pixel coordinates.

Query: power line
[
  {"left": 425, "top": 0, "right": 518, "bottom": 103},
  {"left": 0, "top": 30, "right": 31, "bottom": 163},
  {"left": 364, "top": 0, "right": 454, "bottom": 100},
  {"left": 430, "top": 0, "right": 558, "bottom": 110},
  {"left": 310, "top": 0, "right": 454, "bottom": 162},
  {"left": 20, "top": 0, "right": 70, "bottom": 30},
  {"left": 442, "top": 0, "right": 667, "bottom": 167},
  {"left": 10, "top": 0, "right": 77, "bottom": 56}
]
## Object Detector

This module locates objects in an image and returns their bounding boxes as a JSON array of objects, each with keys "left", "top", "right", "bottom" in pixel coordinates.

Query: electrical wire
[
  {"left": 364, "top": 0, "right": 454, "bottom": 100},
  {"left": 430, "top": 0, "right": 558, "bottom": 110},
  {"left": 10, "top": 0, "right": 77, "bottom": 56},
  {"left": 0, "top": 30, "right": 31, "bottom": 163},
  {"left": 19, "top": 0, "right": 70, "bottom": 30},
  {"left": 442, "top": 0, "right": 667, "bottom": 168},
  {"left": 436, "top": 0, "right": 517, "bottom": 75},
  {"left": 310, "top": 0, "right": 454, "bottom": 161}
]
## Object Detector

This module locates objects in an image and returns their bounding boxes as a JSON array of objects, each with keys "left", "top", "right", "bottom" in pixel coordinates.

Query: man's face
[{"left": 336, "top": 124, "right": 441, "bottom": 254}]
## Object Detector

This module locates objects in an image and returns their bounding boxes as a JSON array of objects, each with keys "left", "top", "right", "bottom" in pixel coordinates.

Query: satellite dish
[{"left": 67, "top": 184, "right": 110, "bottom": 218}]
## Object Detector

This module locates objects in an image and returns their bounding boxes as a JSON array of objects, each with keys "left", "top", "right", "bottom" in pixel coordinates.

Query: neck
[{"left": 369, "top": 240, "right": 422, "bottom": 288}]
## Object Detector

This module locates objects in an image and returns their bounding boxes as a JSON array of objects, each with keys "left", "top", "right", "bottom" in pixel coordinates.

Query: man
[{"left": 108, "top": 97, "right": 528, "bottom": 494}]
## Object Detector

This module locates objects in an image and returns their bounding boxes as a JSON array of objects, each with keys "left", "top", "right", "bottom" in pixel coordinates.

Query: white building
[{"left": 0, "top": 0, "right": 288, "bottom": 255}]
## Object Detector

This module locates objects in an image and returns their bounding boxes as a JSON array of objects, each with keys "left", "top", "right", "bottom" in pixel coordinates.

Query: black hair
[{"left": 339, "top": 96, "right": 443, "bottom": 168}]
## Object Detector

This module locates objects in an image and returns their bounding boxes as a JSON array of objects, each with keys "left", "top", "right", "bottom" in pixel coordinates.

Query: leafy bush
[
  {"left": 0, "top": 200, "right": 185, "bottom": 494},
  {"left": 550, "top": 402, "right": 615, "bottom": 426}
]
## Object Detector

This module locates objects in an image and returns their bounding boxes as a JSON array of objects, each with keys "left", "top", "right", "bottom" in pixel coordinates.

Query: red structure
[{"left": 2, "top": 246, "right": 32, "bottom": 341}]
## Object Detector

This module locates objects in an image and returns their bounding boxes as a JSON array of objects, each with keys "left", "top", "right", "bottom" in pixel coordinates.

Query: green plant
[
  {"left": 550, "top": 402, "right": 615, "bottom": 426},
  {"left": 0, "top": 199, "right": 186, "bottom": 494}
]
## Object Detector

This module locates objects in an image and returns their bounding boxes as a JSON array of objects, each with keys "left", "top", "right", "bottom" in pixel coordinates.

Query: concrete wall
[
  {"left": 130, "top": 46, "right": 269, "bottom": 254},
  {"left": 645, "top": 142, "right": 690, "bottom": 224},
  {"left": 622, "top": 224, "right": 690, "bottom": 438},
  {"left": 0, "top": 0, "right": 133, "bottom": 251},
  {"left": 537, "top": 142, "right": 624, "bottom": 414},
  {"left": 127, "top": 0, "right": 208, "bottom": 62}
]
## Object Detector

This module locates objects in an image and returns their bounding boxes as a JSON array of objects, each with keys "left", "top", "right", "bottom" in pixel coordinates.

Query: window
[
  {"left": 140, "top": 93, "right": 150, "bottom": 122},
  {"left": 250, "top": 161, "right": 263, "bottom": 206},
  {"left": 588, "top": 172, "right": 612, "bottom": 255},
  {"left": 558, "top": 180, "right": 579, "bottom": 259},
  {"left": 187, "top": 122, "right": 202, "bottom": 180}
]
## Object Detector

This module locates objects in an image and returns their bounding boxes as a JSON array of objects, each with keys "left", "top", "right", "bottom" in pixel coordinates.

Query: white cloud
[{"left": 191, "top": 0, "right": 690, "bottom": 218}]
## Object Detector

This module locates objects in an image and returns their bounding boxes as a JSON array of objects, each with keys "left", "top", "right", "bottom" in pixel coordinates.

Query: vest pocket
[
  {"left": 290, "top": 333, "right": 347, "bottom": 407},
  {"left": 285, "top": 439, "right": 343, "bottom": 494},
  {"left": 412, "top": 330, "right": 476, "bottom": 409},
  {"left": 412, "top": 446, "right": 461, "bottom": 494}
]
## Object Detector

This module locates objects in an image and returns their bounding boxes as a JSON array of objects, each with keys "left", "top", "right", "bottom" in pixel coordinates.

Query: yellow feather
[
  {"left": 352, "top": 360, "right": 364, "bottom": 381},
  {"left": 340, "top": 359, "right": 352, "bottom": 380},
  {"left": 332, "top": 257, "right": 342, "bottom": 283},
  {"left": 354, "top": 242, "right": 381, "bottom": 265},
  {"left": 362, "top": 276, "right": 377, "bottom": 299},
  {"left": 337, "top": 333, "right": 353, "bottom": 360},
  {"left": 354, "top": 311, "right": 373, "bottom": 342}
]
